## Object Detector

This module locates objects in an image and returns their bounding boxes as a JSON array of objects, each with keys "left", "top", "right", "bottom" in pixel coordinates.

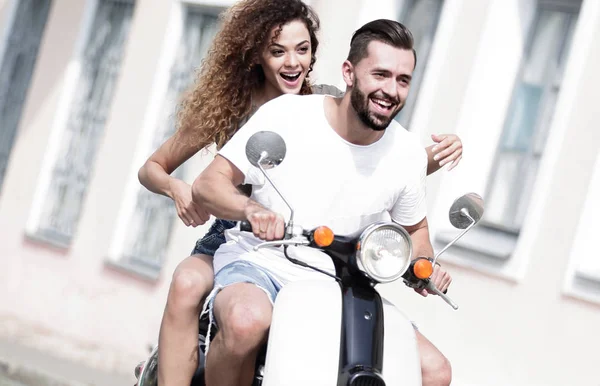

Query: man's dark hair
[{"left": 347, "top": 19, "right": 417, "bottom": 67}]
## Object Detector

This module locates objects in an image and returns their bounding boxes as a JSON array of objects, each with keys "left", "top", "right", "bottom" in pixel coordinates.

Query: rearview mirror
[
  {"left": 245, "top": 131, "right": 286, "bottom": 170},
  {"left": 449, "top": 193, "right": 484, "bottom": 229},
  {"left": 244, "top": 131, "right": 295, "bottom": 235}
]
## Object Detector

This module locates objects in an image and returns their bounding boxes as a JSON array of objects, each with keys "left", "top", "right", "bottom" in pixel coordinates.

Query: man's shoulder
[
  {"left": 254, "top": 94, "right": 321, "bottom": 120},
  {"left": 267, "top": 93, "right": 324, "bottom": 105},
  {"left": 246, "top": 94, "right": 326, "bottom": 142},
  {"left": 312, "top": 83, "right": 344, "bottom": 97},
  {"left": 385, "top": 121, "right": 422, "bottom": 150},
  {"left": 379, "top": 121, "right": 427, "bottom": 173}
]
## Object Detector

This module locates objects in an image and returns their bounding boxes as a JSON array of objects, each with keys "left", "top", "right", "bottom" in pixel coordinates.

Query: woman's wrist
[{"left": 165, "top": 176, "right": 180, "bottom": 200}]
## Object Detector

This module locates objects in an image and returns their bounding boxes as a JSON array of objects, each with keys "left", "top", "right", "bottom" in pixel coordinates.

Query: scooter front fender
[
  {"left": 261, "top": 279, "right": 421, "bottom": 386},
  {"left": 381, "top": 296, "right": 422, "bottom": 385},
  {"left": 262, "top": 279, "right": 342, "bottom": 386}
]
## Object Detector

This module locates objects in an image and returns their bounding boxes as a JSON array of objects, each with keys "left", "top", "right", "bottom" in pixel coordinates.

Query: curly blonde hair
[{"left": 176, "top": 0, "right": 320, "bottom": 150}]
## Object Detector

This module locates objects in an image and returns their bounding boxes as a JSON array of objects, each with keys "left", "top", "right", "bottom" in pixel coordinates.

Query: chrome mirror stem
[
  {"left": 258, "top": 153, "right": 295, "bottom": 237},
  {"left": 432, "top": 212, "right": 475, "bottom": 266}
]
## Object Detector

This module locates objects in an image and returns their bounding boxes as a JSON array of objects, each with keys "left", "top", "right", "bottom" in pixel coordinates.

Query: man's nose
[{"left": 382, "top": 79, "right": 398, "bottom": 98}]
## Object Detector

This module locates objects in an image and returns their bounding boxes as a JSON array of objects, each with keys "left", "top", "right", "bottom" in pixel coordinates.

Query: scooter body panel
[
  {"left": 262, "top": 279, "right": 342, "bottom": 386},
  {"left": 261, "top": 279, "right": 421, "bottom": 386},
  {"left": 381, "top": 296, "right": 422, "bottom": 385}
]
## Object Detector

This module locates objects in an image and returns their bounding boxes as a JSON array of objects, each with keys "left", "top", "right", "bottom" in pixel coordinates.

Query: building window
[
  {"left": 118, "top": 8, "right": 219, "bottom": 272},
  {"left": 569, "top": 153, "right": 600, "bottom": 300},
  {"left": 395, "top": 0, "right": 444, "bottom": 128},
  {"left": 484, "top": 1, "right": 580, "bottom": 234},
  {"left": 31, "top": 0, "right": 135, "bottom": 247},
  {"left": 0, "top": 0, "right": 52, "bottom": 193}
]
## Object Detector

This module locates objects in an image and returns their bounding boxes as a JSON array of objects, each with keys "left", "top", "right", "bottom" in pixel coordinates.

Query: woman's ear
[
  {"left": 245, "top": 53, "right": 259, "bottom": 70},
  {"left": 342, "top": 60, "right": 354, "bottom": 88},
  {"left": 250, "top": 49, "right": 262, "bottom": 65}
]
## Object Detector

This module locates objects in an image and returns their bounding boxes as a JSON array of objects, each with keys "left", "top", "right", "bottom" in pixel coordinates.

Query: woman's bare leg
[{"left": 157, "top": 254, "right": 214, "bottom": 386}]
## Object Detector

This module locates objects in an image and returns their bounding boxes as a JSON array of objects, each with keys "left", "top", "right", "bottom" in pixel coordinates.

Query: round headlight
[{"left": 356, "top": 222, "right": 413, "bottom": 283}]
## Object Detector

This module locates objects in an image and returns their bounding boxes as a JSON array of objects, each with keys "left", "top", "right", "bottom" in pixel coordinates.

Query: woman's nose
[{"left": 285, "top": 53, "right": 299, "bottom": 68}]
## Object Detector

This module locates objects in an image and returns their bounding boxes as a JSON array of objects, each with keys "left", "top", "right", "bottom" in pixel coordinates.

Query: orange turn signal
[
  {"left": 413, "top": 258, "right": 433, "bottom": 279},
  {"left": 313, "top": 226, "right": 334, "bottom": 247}
]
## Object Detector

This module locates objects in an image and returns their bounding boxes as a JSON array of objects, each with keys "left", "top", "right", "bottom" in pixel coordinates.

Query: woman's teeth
[{"left": 280, "top": 72, "right": 301, "bottom": 81}]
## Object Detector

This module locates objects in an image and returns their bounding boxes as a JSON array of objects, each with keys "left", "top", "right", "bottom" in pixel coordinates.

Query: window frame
[
  {"left": 482, "top": 2, "right": 580, "bottom": 235},
  {"left": 430, "top": 0, "right": 582, "bottom": 281},
  {"left": 106, "top": 1, "right": 224, "bottom": 279},
  {"left": 395, "top": 0, "right": 445, "bottom": 129},
  {"left": 25, "top": 0, "right": 136, "bottom": 248},
  {"left": 0, "top": 0, "right": 53, "bottom": 193},
  {"left": 563, "top": 152, "right": 600, "bottom": 304}
]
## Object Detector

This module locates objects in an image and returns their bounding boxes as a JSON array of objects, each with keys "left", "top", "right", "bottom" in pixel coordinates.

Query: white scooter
[{"left": 137, "top": 131, "right": 484, "bottom": 386}]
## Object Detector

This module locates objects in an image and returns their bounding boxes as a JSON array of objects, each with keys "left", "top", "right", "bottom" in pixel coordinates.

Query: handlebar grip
[{"left": 239, "top": 220, "right": 253, "bottom": 232}]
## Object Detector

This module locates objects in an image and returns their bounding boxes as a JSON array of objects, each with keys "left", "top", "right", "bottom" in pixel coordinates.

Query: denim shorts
[
  {"left": 191, "top": 219, "right": 237, "bottom": 256},
  {"left": 199, "top": 260, "right": 281, "bottom": 353}
]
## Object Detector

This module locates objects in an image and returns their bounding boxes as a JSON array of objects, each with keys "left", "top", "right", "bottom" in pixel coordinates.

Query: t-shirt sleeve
[
  {"left": 389, "top": 147, "right": 428, "bottom": 226},
  {"left": 217, "top": 97, "right": 284, "bottom": 185}
]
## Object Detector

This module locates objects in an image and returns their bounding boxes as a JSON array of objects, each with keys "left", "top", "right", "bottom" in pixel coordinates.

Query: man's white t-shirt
[{"left": 215, "top": 94, "right": 427, "bottom": 286}]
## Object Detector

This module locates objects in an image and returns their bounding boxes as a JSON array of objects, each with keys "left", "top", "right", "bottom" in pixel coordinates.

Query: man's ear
[{"left": 342, "top": 60, "right": 355, "bottom": 88}]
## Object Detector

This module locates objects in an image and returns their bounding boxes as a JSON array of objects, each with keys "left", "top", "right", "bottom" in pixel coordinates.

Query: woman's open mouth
[{"left": 280, "top": 72, "right": 302, "bottom": 87}]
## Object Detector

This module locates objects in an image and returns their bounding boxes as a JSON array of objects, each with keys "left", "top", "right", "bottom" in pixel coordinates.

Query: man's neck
[{"left": 324, "top": 94, "right": 385, "bottom": 146}]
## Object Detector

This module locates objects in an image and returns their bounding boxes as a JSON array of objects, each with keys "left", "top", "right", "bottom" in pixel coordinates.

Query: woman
[{"left": 137, "top": 0, "right": 462, "bottom": 384}]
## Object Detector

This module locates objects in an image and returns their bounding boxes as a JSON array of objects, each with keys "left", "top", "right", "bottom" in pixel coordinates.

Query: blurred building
[{"left": 0, "top": 0, "right": 598, "bottom": 384}]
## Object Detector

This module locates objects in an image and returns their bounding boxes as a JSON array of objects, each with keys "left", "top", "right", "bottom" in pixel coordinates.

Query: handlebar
[
  {"left": 402, "top": 257, "right": 458, "bottom": 310},
  {"left": 240, "top": 220, "right": 252, "bottom": 233},
  {"left": 239, "top": 220, "right": 458, "bottom": 309},
  {"left": 238, "top": 220, "right": 311, "bottom": 250},
  {"left": 425, "top": 281, "right": 458, "bottom": 310}
]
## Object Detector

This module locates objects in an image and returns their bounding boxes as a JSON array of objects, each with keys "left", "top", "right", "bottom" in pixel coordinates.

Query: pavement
[{"left": 0, "top": 339, "right": 133, "bottom": 386}]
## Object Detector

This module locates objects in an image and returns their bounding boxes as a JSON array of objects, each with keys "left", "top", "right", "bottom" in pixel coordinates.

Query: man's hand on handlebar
[
  {"left": 414, "top": 264, "right": 452, "bottom": 297},
  {"left": 429, "top": 264, "right": 452, "bottom": 294},
  {"left": 243, "top": 201, "right": 285, "bottom": 241}
]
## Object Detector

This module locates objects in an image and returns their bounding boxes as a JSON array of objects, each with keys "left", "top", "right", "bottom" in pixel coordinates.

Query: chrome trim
[
  {"left": 137, "top": 345, "right": 159, "bottom": 386},
  {"left": 356, "top": 222, "right": 413, "bottom": 283}
]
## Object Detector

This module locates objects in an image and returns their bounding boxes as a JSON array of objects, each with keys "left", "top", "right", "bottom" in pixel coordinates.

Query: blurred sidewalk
[{"left": 0, "top": 339, "right": 132, "bottom": 386}]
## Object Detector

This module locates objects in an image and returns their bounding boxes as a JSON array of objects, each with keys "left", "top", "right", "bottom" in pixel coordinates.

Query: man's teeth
[{"left": 372, "top": 98, "right": 393, "bottom": 108}]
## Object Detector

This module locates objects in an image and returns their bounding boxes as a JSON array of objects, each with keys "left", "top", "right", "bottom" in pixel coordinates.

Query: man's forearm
[
  {"left": 409, "top": 223, "right": 434, "bottom": 259},
  {"left": 192, "top": 171, "right": 259, "bottom": 221}
]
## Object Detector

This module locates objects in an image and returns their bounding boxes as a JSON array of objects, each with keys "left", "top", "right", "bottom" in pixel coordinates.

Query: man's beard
[{"left": 350, "top": 80, "right": 403, "bottom": 131}]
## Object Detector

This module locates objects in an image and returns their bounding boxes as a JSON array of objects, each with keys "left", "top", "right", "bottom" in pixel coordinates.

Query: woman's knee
[{"left": 169, "top": 256, "right": 214, "bottom": 308}]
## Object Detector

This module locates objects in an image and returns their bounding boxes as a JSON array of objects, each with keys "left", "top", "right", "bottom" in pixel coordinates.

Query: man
[{"left": 192, "top": 19, "right": 452, "bottom": 386}]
